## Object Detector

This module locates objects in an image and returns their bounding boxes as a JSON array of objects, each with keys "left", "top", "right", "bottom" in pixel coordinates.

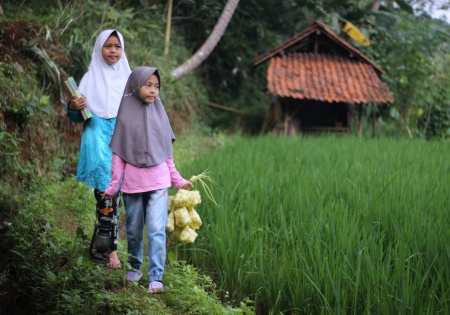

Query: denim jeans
[{"left": 123, "top": 188, "right": 168, "bottom": 281}]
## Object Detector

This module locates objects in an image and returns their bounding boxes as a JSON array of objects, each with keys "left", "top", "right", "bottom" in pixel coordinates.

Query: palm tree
[{"left": 170, "top": 0, "right": 240, "bottom": 80}]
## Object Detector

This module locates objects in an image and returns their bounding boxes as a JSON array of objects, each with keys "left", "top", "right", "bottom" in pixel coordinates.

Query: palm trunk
[{"left": 170, "top": 0, "right": 240, "bottom": 80}]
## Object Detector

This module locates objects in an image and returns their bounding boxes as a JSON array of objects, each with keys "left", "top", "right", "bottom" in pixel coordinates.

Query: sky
[
  {"left": 431, "top": 9, "right": 450, "bottom": 22},
  {"left": 413, "top": 0, "right": 450, "bottom": 23}
]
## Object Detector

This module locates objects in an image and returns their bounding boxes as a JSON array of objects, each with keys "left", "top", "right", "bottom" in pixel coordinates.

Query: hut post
[
  {"left": 372, "top": 103, "right": 376, "bottom": 137},
  {"left": 347, "top": 102, "right": 353, "bottom": 133},
  {"left": 260, "top": 103, "right": 273, "bottom": 134},
  {"left": 260, "top": 95, "right": 282, "bottom": 134},
  {"left": 358, "top": 104, "right": 364, "bottom": 137},
  {"left": 273, "top": 96, "right": 282, "bottom": 132}
]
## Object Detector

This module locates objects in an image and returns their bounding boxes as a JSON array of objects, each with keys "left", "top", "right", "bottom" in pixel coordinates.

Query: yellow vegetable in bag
[
  {"left": 174, "top": 189, "right": 201, "bottom": 208},
  {"left": 168, "top": 196, "right": 175, "bottom": 210},
  {"left": 179, "top": 226, "right": 198, "bottom": 243},
  {"left": 188, "top": 207, "right": 202, "bottom": 230},
  {"left": 166, "top": 210, "right": 175, "bottom": 232},
  {"left": 167, "top": 171, "right": 220, "bottom": 243},
  {"left": 173, "top": 207, "right": 191, "bottom": 227}
]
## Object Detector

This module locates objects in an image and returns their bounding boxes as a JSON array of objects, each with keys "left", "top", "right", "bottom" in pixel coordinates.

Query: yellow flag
[{"left": 342, "top": 21, "right": 371, "bottom": 46}]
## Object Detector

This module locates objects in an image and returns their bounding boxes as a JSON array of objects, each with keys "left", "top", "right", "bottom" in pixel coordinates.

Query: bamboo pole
[{"left": 164, "top": 0, "right": 173, "bottom": 56}]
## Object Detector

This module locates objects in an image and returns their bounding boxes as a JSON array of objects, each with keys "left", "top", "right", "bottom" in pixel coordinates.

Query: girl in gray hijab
[{"left": 104, "top": 67, "right": 192, "bottom": 293}]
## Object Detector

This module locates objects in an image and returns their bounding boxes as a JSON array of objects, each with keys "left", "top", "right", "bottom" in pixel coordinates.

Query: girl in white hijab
[{"left": 66, "top": 29, "right": 131, "bottom": 269}]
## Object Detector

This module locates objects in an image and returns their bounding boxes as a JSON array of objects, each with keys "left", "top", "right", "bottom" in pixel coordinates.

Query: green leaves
[{"left": 360, "top": 9, "right": 450, "bottom": 138}]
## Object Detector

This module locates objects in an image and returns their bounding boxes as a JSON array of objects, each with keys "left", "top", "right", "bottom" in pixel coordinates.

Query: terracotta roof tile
[
  {"left": 267, "top": 53, "right": 393, "bottom": 104},
  {"left": 254, "top": 20, "right": 386, "bottom": 75}
]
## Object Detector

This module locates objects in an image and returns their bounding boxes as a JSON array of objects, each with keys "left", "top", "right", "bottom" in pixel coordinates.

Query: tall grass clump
[{"left": 178, "top": 134, "right": 450, "bottom": 314}]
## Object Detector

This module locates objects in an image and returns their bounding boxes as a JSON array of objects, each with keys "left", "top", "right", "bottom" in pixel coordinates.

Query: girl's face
[
  {"left": 139, "top": 74, "right": 160, "bottom": 104},
  {"left": 102, "top": 35, "right": 122, "bottom": 65}
]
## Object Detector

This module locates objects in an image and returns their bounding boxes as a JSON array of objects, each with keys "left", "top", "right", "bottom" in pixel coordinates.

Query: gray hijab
[{"left": 110, "top": 67, "right": 175, "bottom": 168}]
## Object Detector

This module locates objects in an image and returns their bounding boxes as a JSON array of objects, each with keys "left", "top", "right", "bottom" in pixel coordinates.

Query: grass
[
  {"left": 177, "top": 134, "right": 450, "bottom": 314},
  {"left": 2, "top": 127, "right": 448, "bottom": 314},
  {"left": 0, "top": 161, "right": 254, "bottom": 314}
]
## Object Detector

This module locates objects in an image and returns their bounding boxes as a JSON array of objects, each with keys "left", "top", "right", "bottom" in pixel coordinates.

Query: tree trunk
[
  {"left": 170, "top": 0, "right": 240, "bottom": 80},
  {"left": 371, "top": 1, "right": 380, "bottom": 11}
]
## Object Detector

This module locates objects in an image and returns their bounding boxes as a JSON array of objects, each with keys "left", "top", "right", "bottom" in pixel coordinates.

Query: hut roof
[
  {"left": 253, "top": 20, "right": 393, "bottom": 104},
  {"left": 268, "top": 53, "right": 393, "bottom": 104}
]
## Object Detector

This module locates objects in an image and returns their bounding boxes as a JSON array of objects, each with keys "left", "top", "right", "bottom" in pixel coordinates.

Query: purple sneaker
[
  {"left": 126, "top": 271, "right": 143, "bottom": 283},
  {"left": 148, "top": 281, "right": 164, "bottom": 293}
]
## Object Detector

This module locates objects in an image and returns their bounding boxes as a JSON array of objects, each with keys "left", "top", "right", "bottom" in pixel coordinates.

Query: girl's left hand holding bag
[{"left": 182, "top": 180, "right": 193, "bottom": 190}]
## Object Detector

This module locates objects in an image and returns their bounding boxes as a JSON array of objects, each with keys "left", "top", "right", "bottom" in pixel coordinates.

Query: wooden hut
[{"left": 253, "top": 20, "right": 393, "bottom": 135}]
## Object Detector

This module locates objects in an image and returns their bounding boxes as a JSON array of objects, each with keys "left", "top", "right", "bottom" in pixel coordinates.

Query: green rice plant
[{"left": 178, "top": 134, "right": 450, "bottom": 314}]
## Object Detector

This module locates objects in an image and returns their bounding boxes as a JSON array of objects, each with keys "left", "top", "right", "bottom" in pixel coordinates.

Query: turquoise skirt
[{"left": 76, "top": 114, "right": 116, "bottom": 192}]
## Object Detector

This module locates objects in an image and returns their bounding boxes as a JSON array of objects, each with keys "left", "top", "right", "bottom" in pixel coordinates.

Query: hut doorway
[{"left": 281, "top": 98, "right": 351, "bottom": 134}]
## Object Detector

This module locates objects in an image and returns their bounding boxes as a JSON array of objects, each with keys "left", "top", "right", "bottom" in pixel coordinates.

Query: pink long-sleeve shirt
[{"left": 104, "top": 153, "right": 189, "bottom": 195}]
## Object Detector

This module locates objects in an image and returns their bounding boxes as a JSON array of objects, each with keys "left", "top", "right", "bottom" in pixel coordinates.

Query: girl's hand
[
  {"left": 69, "top": 95, "right": 87, "bottom": 111},
  {"left": 102, "top": 193, "right": 113, "bottom": 200},
  {"left": 182, "top": 180, "right": 193, "bottom": 190}
]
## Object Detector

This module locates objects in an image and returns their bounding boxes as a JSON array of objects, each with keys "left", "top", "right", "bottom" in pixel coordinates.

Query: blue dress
[{"left": 67, "top": 107, "right": 116, "bottom": 192}]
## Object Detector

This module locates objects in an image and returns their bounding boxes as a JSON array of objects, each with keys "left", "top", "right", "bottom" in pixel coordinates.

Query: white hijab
[{"left": 79, "top": 29, "right": 131, "bottom": 119}]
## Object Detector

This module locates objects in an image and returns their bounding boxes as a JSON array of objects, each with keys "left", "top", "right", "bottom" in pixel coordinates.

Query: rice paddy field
[{"left": 178, "top": 135, "right": 449, "bottom": 314}]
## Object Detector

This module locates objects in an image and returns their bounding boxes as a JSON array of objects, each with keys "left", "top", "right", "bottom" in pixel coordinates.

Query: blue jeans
[{"left": 123, "top": 188, "right": 168, "bottom": 281}]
